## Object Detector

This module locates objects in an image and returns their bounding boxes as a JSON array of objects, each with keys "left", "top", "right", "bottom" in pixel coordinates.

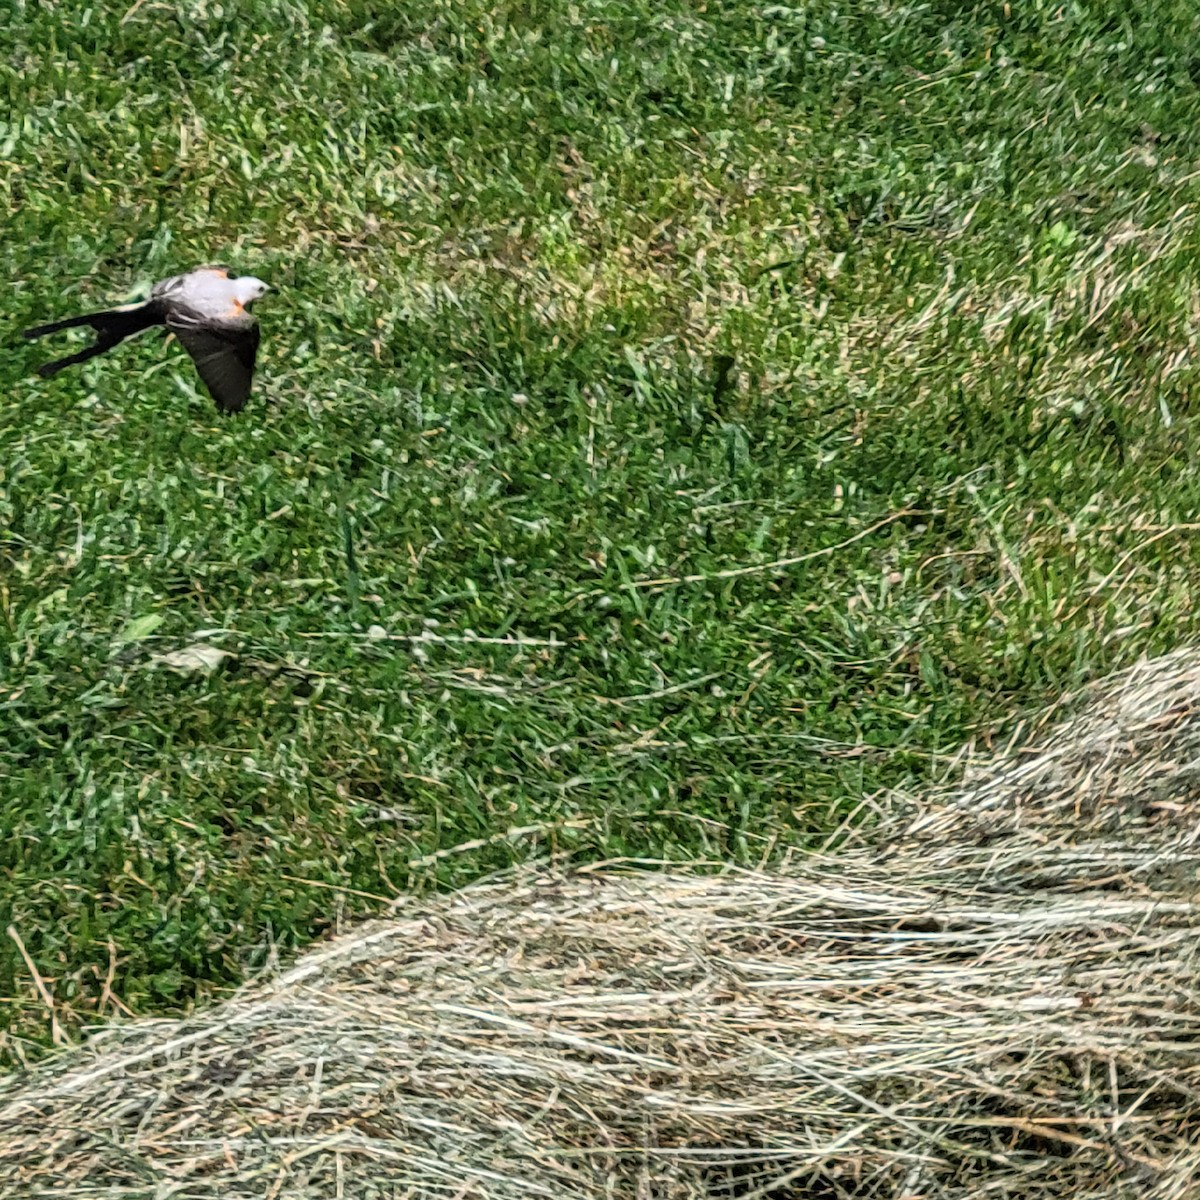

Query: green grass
[{"left": 5, "top": 0, "right": 1200, "bottom": 1057}]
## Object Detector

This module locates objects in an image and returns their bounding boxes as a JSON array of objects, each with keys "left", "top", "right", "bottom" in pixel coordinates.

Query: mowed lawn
[{"left": 4, "top": 0, "right": 1200, "bottom": 1055}]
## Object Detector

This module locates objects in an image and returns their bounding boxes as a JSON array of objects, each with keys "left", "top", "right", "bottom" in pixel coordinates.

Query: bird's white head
[{"left": 233, "top": 276, "right": 270, "bottom": 305}]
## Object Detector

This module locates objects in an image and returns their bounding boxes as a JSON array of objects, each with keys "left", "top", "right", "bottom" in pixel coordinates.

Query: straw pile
[{"left": 2, "top": 652, "right": 1200, "bottom": 1199}]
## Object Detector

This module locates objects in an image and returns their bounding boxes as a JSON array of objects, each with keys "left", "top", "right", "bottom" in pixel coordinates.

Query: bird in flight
[{"left": 23, "top": 266, "right": 269, "bottom": 413}]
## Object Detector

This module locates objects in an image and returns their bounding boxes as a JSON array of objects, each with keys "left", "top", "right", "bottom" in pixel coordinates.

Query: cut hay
[{"left": 3, "top": 652, "right": 1200, "bottom": 1199}]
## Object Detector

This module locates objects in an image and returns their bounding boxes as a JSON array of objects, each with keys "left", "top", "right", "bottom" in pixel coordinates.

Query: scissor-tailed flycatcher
[{"left": 23, "top": 266, "right": 269, "bottom": 413}]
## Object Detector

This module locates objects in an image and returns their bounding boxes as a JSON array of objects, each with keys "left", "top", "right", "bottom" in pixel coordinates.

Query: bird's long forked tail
[{"left": 23, "top": 301, "right": 164, "bottom": 378}]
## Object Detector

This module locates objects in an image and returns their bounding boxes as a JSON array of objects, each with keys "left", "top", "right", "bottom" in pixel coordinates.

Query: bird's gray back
[{"left": 153, "top": 268, "right": 249, "bottom": 323}]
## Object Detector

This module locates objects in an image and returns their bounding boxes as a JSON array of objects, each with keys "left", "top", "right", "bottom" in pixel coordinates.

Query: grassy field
[{"left": 4, "top": 0, "right": 1200, "bottom": 1057}]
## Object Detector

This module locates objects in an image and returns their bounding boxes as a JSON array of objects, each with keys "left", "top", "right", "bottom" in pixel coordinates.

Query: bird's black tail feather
[{"left": 23, "top": 301, "right": 165, "bottom": 378}]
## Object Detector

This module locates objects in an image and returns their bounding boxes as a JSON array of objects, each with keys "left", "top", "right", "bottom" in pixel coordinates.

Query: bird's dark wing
[{"left": 168, "top": 315, "right": 260, "bottom": 413}]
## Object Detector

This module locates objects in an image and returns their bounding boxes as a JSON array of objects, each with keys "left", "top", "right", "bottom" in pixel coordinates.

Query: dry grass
[{"left": 3, "top": 650, "right": 1200, "bottom": 1199}]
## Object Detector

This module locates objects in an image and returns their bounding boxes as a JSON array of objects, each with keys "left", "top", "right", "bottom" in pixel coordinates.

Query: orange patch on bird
[
  {"left": 205, "top": 268, "right": 230, "bottom": 278},
  {"left": 226, "top": 300, "right": 245, "bottom": 317}
]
